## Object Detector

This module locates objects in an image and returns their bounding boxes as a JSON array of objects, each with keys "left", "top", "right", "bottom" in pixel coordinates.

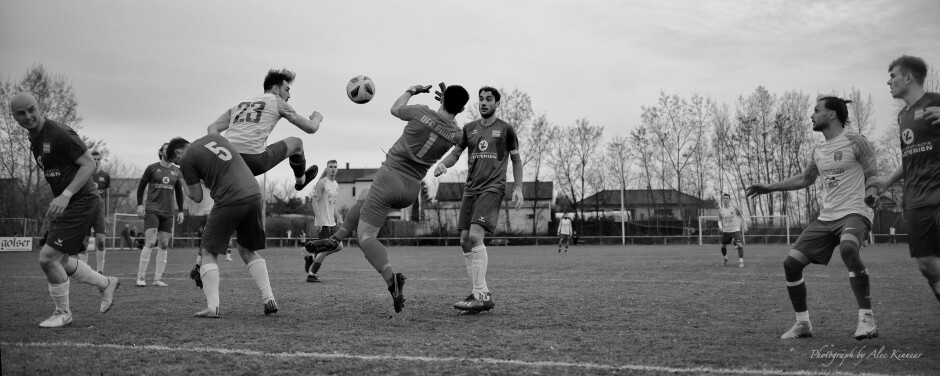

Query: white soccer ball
[{"left": 346, "top": 75, "right": 375, "bottom": 104}]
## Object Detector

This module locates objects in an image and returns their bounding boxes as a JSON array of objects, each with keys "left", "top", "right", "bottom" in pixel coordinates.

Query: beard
[{"left": 480, "top": 109, "right": 495, "bottom": 119}]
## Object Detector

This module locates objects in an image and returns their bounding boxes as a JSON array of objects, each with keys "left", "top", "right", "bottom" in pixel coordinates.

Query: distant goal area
[{"left": 697, "top": 215, "right": 792, "bottom": 245}]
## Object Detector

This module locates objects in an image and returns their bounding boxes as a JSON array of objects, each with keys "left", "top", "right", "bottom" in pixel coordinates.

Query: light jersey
[
  {"left": 140, "top": 162, "right": 182, "bottom": 215},
  {"left": 29, "top": 119, "right": 96, "bottom": 198},
  {"left": 384, "top": 104, "right": 463, "bottom": 181},
  {"left": 222, "top": 93, "right": 291, "bottom": 154},
  {"left": 558, "top": 218, "right": 573, "bottom": 235},
  {"left": 898, "top": 92, "right": 940, "bottom": 209},
  {"left": 311, "top": 178, "right": 339, "bottom": 227},
  {"left": 180, "top": 135, "right": 261, "bottom": 207},
  {"left": 457, "top": 118, "right": 520, "bottom": 196},
  {"left": 718, "top": 206, "right": 742, "bottom": 233},
  {"left": 806, "top": 130, "right": 877, "bottom": 222}
]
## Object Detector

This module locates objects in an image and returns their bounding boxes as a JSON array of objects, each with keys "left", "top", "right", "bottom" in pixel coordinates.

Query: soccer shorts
[
  {"left": 240, "top": 141, "right": 289, "bottom": 176},
  {"left": 202, "top": 194, "right": 265, "bottom": 255},
  {"left": 559, "top": 234, "right": 572, "bottom": 242},
  {"left": 457, "top": 191, "right": 504, "bottom": 233},
  {"left": 46, "top": 194, "right": 99, "bottom": 255},
  {"left": 360, "top": 167, "right": 421, "bottom": 227},
  {"left": 793, "top": 214, "right": 870, "bottom": 265},
  {"left": 907, "top": 202, "right": 940, "bottom": 258},
  {"left": 92, "top": 204, "right": 107, "bottom": 235},
  {"left": 316, "top": 225, "right": 335, "bottom": 240},
  {"left": 145, "top": 211, "right": 174, "bottom": 233},
  {"left": 721, "top": 231, "right": 744, "bottom": 246}
]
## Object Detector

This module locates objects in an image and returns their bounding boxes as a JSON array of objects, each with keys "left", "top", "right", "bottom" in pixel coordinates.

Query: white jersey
[
  {"left": 718, "top": 206, "right": 743, "bottom": 233},
  {"left": 807, "top": 130, "right": 877, "bottom": 222},
  {"left": 558, "top": 218, "right": 573, "bottom": 235},
  {"left": 223, "top": 93, "right": 286, "bottom": 154},
  {"left": 312, "top": 178, "right": 339, "bottom": 227}
]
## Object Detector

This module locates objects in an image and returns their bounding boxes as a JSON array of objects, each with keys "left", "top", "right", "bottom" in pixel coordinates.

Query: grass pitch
[{"left": 1, "top": 243, "right": 937, "bottom": 375}]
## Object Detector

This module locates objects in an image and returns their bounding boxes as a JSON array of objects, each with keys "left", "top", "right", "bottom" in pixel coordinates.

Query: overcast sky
[{"left": 2, "top": 0, "right": 938, "bottom": 192}]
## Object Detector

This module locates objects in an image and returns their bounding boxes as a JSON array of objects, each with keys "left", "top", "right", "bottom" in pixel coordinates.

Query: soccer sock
[
  {"left": 69, "top": 259, "right": 110, "bottom": 289},
  {"left": 737, "top": 246, "right": 744, "bottom": 260},
  {"left": 783, "top": 256, "right": 808, "bottom": 315},
  {"left": 48, "top": 281, "right": 70, "bottom": 313},
  {"left": 200, "top": 263, "right": 220, "bottom": 308},
  {"left": 334, "top": 200, "right": 364, "bottom": 241},
  {"left": 247, "top": 259, "right": 274, "bottom": 303},
  {"left": 78, "top": 252, "right": 89, "bottom": 265},
  {"left": 96, "top": 247, "right": 106, "bottom": 272},
  {"left": 360, "top": 237, "right": 393, "bottom": 281},
  {"left": 471, "top": 245, "right": 488, "bottom": 294},
  {"left": 304, "top": 255, "right": 313, "bottom": 274},
  {"left": 154, "top": 248, "right": 168, "bottom": 281},
  {"left": 137, "top": 247, "right": 152, "bottom": 280},
  {"left": 288, "top": 153, "right": 306, "bottom": 178},
  {"left": 849, "top": 270, "right": 872, "bottom": 310},
  {"left": 463, "top": 251, "right": 474, "bottom": 289},
  {"left": 929, "top": 277, "right": 940, "bottom": 303},
  {"left": 312, "top": 262, "right": 323, "bottom": 274},
  {"left": 195, "top": 254, "right": 202, "bottom": 264},
  {"left": 721, "top": 246, "right": 727, "bottom": 257}
]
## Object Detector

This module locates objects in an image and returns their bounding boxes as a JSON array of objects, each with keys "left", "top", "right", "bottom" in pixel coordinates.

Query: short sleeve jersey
[
  {"left": 140, "top": 162, "right": 182, "bottom": 215},
  {"left": 92, "top": 170, "right": 110, "bottom": 197},
  {"left": 559, "top": 218, "right": 573, "bottom": 235},
  {"left": 806, "top": 131, "right": 877, "bottom": 222},
  {"left": 898, "top": 92, "right": 940, "bottom": 209},
  {"left": 457, "top": 118, "right": 519, "bottom": 196},
  {"left": 179, "top": 134, "right": 260, "bottom": 207},
  {"left": 311, "top": 178, "right": 339, "bottom": 227},
  {"left": 718, "top": 207, "right": 742, "bottom": 232},
  {"left": 384, "top": 104, "right": 463, "bottom": 181},
  {"left": 29, "top": 119, "right": 95, "bottom": 199},
  {"left": 222, "top": 93, "right": 286, "bottom": 154}
]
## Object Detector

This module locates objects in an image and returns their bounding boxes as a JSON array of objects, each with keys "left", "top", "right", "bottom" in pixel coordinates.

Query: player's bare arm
[
  {"left": 135, "top": 169, "right": 150, "bottom": 218},
  {"left": 183, "top": 182, "right": 203, "bottom": 203},
  {"left": 390, "top": 85, "right": 431, "bottom": 119},
  {"left": 175, "top": 181, "right": 185, "bottom": 224},
  {"left": 510, "top": 149, "right": 524, "bottom": 210},
  {"left": 206, "top": 110, "right": 232, "bottom": 135},
  {"left": 746, "top": 163, "right": 818, "bottom": 197},
  {"left": 433, "top": 146, "right": 465, "bottom": 177},
  {"left": 47, "top": 150, "right": 96, "bottom": 219},
  {"left": 277, "top": 98, "right": 321, "bottom": 134}
]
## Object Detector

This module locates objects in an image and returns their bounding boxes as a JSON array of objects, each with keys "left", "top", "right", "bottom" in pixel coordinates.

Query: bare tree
[
  {"left": 845, "top": 88, "right": 875, "bottom": 138},
  {"left": 520, "top": 115, "right": 556, "bottom": 235},
  {"left": 569, "top": 119, "right": 604, "bottom": 233}
]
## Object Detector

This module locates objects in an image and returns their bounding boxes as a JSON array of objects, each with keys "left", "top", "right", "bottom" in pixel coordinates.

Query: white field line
[{"left": 0, "top": 341, "right": 907, "bottom": 376}]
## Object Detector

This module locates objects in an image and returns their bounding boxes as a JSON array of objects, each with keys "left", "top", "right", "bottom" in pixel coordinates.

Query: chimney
[{"left": 346, "top": 162, "right": 349, "bottom": 170}]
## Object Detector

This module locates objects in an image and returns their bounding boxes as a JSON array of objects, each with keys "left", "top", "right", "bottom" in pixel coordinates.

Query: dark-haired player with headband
[
  {"left": 207, "top": 68, "right": 322, "bottom": 190},
  {"left": 870, "top": 55, "right": 940, "bottom": 303},
  {"left": 717, "top": 193, "right": 747, "bottom": 267},
  {"left": 747, "top": 96, "right": 879, "bottom": 340}
]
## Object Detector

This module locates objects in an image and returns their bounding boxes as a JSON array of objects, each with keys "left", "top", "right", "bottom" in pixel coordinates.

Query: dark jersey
[
  {"left": 92, "top": 169, "right": 111, "bottom": 197},
  {"left": 898, "top": 92, "right": 940, "bottom": 209},
  {"left": 29, "top": 119, "right": 95, "bottom": 198},
  {"left": 139, "top": 162, "right": 182, "bottom": 214},
  {"left": 179, "top": 134, "right": 260, "bottom": 207},
  {"left": 384, "top": 104, "right": 463, "bottom": 181},
  {"left": 457, "top": 118, "right": 519, "bottom": 195}
]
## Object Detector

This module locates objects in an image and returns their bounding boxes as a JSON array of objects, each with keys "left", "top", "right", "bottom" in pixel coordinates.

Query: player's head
[
  {"left": 478, "top": 86, "right": 500, "bottom": 119},
  {"left": 91, "top": 150, "right": 102, "bottom": 168},
  {"left": 165, "top": 137, "right": 191, "bottom": 164},
  {"left": 264, "top": 68, "right": 296, "bottom": 101},
  {"left": 158, "top": 143, "right": 170, "bottom": 162},
  {"left": 326, "top": 159, "right": 338, "bottom": 178},
  {"left": 441, "top": 85, "right": 470, "bottom": 115},
  {"left": 9, "top": 92, "right": 42, "bottom": 131},
  {"left": 721, "top": 193, "right": 730, "bottom": 207},
  {"left": 812, "top": 96, "right": 852, "bottom": 131},
  {"left": 888, "top": 55, "right": 927, "bottom": 99}
]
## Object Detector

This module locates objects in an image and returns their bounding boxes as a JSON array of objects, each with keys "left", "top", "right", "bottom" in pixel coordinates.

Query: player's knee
[
  {"left": 916, "top": 259, "right": 940, "bottom": 281},
  {"left": 459, "top": 232, "right": 472, "bottom": 247},
  {"left": 783, "top": 256, "right": 805, "bottom": 276},
  {"left": 283, "top": 137, "right": 303, "bottom": 154}
]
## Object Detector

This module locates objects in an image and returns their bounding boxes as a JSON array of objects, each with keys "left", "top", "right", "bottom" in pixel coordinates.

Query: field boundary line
[{"left": 1, "top": 341, "right": 905, "bottom": 376}]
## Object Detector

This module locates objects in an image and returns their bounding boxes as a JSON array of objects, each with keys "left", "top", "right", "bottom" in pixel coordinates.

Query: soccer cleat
[
  {"left": 264, "top": 300, "right": 279, "bottom": 315},
  {"left": 99, "top": 277, "right": 120, "bottom": 313},
  {"left": 478, "top": 292, "right": 495, "bottom": 311},
  {"left": 190, "top": 264, "right": 203, "bottom": 289},
  {"left": 781, "top": 321, "right": 813, "bottom": 339},
  {"left": 723, "top": 258, "right": 728, "bottom": 266},
  {"left": 39, "top": 310, "right": 73, "bottom": 328},
  {"left": 306, "top": 274, "right": 320, "bottom": 283},
  {"left": 453, "top": 294, "right": 484, "bottom": 311},
  {"left": 294, "top": 165, "right": 319, "bottom": 191},
  {"left": 225, "top": 253, "right": 233, "bottom": 261},
  {"left": 97, "top": 270, "right": 103, "bottom": 274},
  {"left": 305, "top": 237, "right": 339, "bottom": 255},
  {"left": 738, "top": 262, "right": 744, "bottom": 268},
  {"left": 387, "top": 273, "right": 406, "bottom": 313},
  {"left": 136, "top": 279, "right": 146, "bottom": 287},
  {"left": 194, "top": 306, "right": 220, "bottom": 318},
  {"left": 854, "top": 313, "right": 879, "bottom": 340},
  {"left": 152, "top": 280, "right": 168, "bottom": 287}
]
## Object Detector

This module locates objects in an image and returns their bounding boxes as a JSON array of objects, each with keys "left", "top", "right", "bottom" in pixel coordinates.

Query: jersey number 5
[
  {"left": 204, "top": 142, "right": 232, "bottom": 161},
  {"left": 233, "top": 101, "right": 266, "bottom": 124}
]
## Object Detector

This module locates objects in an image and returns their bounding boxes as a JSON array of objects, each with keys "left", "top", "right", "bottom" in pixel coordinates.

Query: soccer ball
[{"left": 346, "top": 75, "right": 375, "bottom": 104}]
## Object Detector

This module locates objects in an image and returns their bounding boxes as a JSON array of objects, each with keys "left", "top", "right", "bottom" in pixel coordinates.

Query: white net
[{"left": 698, "top": 215, "right": 790, "bottom": 245}]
